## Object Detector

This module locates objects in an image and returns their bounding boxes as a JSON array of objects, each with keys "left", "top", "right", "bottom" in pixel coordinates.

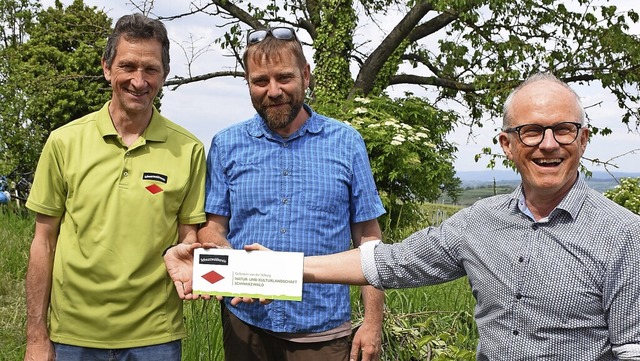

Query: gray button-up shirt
[{"left": 362, "top": 177, "right": 640, "bottom": 360}]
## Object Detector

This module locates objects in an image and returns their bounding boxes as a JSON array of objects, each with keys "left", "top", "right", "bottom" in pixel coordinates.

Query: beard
[{"left": 253, "top": 94, "right": 304, "bottom": 131}]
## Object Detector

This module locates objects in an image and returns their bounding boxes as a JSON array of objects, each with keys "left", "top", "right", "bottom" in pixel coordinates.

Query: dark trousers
[{"left": 220, "top": 302, "right": 350, "bottom": 361}]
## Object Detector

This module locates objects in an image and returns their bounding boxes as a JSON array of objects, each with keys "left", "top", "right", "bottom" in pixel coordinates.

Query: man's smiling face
[
  {"left": 499, "top": 80, "right": 589, "bottom": 200},
  {"left": 102, "top": 37, "right": 165, "bottom": 117}
]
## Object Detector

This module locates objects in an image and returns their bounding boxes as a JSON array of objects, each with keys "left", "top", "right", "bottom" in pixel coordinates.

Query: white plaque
[{"left": 193, "top": 248, "right": 304, "bottom": 301}]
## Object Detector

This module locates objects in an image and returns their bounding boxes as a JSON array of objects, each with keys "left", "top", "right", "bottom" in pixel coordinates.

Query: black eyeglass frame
[
  {"left": 503, "top": 121, "right": 583, "bottom": 147},
  {"left": 247, "top": 27, "right": 297, "bottom": 46}
]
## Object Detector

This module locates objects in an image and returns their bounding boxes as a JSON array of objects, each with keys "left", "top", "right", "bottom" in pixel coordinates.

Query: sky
[{"left": 41, "top": 0, "right": 640, "bottom": 173}]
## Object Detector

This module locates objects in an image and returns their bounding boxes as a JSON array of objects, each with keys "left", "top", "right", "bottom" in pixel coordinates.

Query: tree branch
[
  {"left": 352, "top": 1, "right": 436, "bottom": 95},
  {"left": 388, "top": 74, "right": 477, "bottom": 92},
  {"left": 164, "top": 70, "right": 244, "bottom": 90}
]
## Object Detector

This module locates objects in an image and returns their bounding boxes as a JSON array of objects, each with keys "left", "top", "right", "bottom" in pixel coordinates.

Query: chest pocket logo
[
  {"left": 143, "top": 172, "right": 168, "bottom": 183},
  {"left": 143, "top": 173, "right": 168, "bottom": 194}
]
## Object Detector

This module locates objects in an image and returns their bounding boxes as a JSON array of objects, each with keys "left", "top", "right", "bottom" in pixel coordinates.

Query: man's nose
[
  {"left": 130, "top": 69, "right": 146, "bottom": 88},
  {"left": 538, "top": 128, "right": 560, "bottom": 149},
  {"left": 267, "top": 80, "right": 282, "bottom": 97}
]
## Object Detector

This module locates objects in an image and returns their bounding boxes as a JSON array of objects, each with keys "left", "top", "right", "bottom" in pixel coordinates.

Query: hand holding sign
[{"left": 163, "top": 242, "right": 210, "bottom": 300}]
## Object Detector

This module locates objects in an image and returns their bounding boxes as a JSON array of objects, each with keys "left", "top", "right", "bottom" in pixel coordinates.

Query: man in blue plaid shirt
[{"left": 197, "top": 27, "right": 386, "bottom": 361}]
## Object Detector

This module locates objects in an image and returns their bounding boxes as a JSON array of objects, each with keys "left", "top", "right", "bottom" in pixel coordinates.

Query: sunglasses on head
[{"left": 247, "top": 27, "right": 297, "bottom": 46}]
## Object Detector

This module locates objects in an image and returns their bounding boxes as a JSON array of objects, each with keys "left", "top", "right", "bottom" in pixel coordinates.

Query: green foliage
[
  {"left": 312, "top": 0, "right": 357, "bottom": 101},
  {"left": 0, "top": 0, "right": 112, "bottom": 175},
  {"left": 369, "top": 40, "right": 408, "bottom": 97},
  {"left": 426, "top": 0, "right": 640, "bottom": 130},
  {"left": 604, "top": 177, "right": 640, "bottom": 214},
  {"left": 317, "top": 96, "right": 462, "bottom": 232},
  {"left": 192, "top": 0, "right": 640, "bottom": 129},
  {"left": 0, "top": 0, "right": 39, "bottom": 48},
  {"left": 351, "top": 279, "right": 477, "bottom": 361},
  {"left": 350, "top": 203, "right": 477, "bottom": 360},
  {"left": 156, "top": 0, "right": 640, "bottom": 173}
]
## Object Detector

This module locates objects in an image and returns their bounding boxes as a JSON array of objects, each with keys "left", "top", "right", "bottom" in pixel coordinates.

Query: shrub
[{"left": 604, "top": 177, "right": 640, "bottom": 214}]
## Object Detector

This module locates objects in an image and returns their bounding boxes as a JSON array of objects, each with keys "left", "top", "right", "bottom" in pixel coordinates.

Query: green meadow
[{"left": 1, "top": 205, "right": 477, "bottom": 361}]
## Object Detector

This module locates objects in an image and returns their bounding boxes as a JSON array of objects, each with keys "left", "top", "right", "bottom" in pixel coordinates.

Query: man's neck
[{"left": 109, "top": 105, "right": 152, "bottom": 147}]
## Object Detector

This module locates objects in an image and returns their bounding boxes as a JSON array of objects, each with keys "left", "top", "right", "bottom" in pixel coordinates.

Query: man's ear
[
  {"left": 499, "top": 132, "right": 513, "bottom": 160},
  {"left": 303, "top": 63, "right": 311, "bottom": 89},
  {"left": 578, "top": 126, "right": 590, "bottom": 156},
  {"left": 102, "top": 58, "right": 111, "bottom": 83}
]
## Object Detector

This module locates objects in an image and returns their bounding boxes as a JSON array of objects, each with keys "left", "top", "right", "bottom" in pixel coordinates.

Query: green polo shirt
[{"left": 27, "top": 102, "right": 206, "bottom": 348}]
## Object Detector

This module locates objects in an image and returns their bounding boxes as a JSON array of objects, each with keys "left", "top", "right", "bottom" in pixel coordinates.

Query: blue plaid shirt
[{"left": 205, "top": 104, "right": 386, "bottom": 333}]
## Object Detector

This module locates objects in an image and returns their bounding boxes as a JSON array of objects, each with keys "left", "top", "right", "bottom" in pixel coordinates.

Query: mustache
[
  {"left": 262, "top": 94, "right": 290, "bottom": 106},
  {"left": 263, "top": 100, "right": 289, "bottom": 107}
]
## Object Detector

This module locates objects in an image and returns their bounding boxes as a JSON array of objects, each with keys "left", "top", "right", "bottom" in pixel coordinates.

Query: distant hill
[{"left": 456, "top": 170, "right": 640, "bottom": 193}]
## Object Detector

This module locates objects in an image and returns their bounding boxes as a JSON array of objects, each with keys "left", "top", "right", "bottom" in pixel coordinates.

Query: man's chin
[
  {"left": 263, "top": 112, "right": 293, "bottom": 130},
  {"left": 121, "top": 98, "right": 152, "bottom": 112}
]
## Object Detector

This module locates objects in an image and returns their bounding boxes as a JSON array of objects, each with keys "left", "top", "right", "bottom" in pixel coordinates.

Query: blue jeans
[{"left": 53, "top": 340, "right": 181, "bottom": 361}]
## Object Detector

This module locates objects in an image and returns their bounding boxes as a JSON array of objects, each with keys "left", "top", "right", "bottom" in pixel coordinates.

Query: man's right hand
[
  {"left": 24, "top": 340, "right": 55, "bottom": 361},
  {"left": 164, "top": 242, "right": 209, "bottom": 300}
]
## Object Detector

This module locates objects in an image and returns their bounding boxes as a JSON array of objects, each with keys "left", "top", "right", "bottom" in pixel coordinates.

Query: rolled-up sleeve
[
  {"left": 612, "top": 344, "right": 640, "bottom": 360},
  {"left": 359, "top": 240, "right": 383, "bottom": 289}
]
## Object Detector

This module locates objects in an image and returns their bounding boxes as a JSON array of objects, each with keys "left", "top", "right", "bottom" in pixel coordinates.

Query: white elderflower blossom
[
  {"left": 392, "top": 134, "right": 406, "bottom": 144},
  {"left": 354, "top": 97, "right": 371, "bottom": 104},
  {"left": 383, "top": 120, "right": 400, "bottom": 128},
  {"left": 352, "top": 107, "right": 368, "bottom": 115}
]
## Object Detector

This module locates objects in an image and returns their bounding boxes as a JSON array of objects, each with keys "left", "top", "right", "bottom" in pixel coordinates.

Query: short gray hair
[{"left": 502, "top": 73, "right": 585, "bottom": 128}]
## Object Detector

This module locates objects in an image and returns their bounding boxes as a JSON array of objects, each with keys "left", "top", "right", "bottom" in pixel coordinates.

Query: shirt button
[
  {"left": 280, "top": 228, "right": 286, "bottom": 234},
  {"left": 282, "top": 198, "right": 288, "bottom": 204},
  {"left": 283, "top": 169, "right": 289, "bottom": 176},
  {"left": 515, "top": 293, "right": 522, "bottom": 300},
  {"left": 123, "top": 171, "right": 129, "bottom": 177},
  {"left": 125, "top": 151, "right": 131, "bottom": 156},
  {"left": 518, "top": 256, "right": 524, "bottom": 263},
  {"left": 513, "top": 330, "right": 519, "bottom": 336},
  {"left": 283, "top": 143, "right": 289, "bottom": 148},
  {"left": 532, "top": 224, "right": 538, "bottom": 230}
]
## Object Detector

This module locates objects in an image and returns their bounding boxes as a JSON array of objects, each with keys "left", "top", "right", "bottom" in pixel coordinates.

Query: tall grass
[
  {"left": 2, "top": 203, "right": 477, "bottom": 360},
  {"left": 351, "top": 283, "right": 477, "bottom": 361},
  {"left": 0, "top": 209, "right": 33, "bottom": 360},
  {"left": 183, "top": 301, "right": 224, "bottom": 360}
]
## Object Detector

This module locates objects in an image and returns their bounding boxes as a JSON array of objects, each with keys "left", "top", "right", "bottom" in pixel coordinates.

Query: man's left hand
[{"left": 350, "top": 319, "right": 382, "bottom": 361}]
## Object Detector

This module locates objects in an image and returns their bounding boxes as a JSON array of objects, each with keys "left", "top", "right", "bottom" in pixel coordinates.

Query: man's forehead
[
  {"left": 247, "top": 55, "right": 301, "bottom": 76},
  {"left": 114, "top": 38, "right": 163, "bottom": 59}
]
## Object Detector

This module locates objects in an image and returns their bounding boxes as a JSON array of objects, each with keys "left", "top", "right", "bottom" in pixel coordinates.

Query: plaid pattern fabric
[
  {"left": 363, "top": 177, "right": 640, "bottom": 359},
  {"left": 205, "top": 105, "right": 385, "bottom": 333}
]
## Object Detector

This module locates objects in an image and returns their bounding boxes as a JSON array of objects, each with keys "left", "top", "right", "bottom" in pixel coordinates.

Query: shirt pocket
[{"left": 302, "top": 163, "right": 350, "bottom": 216}]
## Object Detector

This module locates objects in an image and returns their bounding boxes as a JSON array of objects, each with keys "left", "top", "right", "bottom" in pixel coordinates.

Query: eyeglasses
[
  {"left": 247, "top": 27, "right": 297, "bottom": 46},
  {"left": 503, "top": 122, "right": 583, "bottom": 147}
]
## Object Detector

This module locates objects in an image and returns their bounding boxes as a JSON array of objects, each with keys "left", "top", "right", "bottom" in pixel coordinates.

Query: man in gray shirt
[{"left": 303, "top": 73, "right": 640, "bottom": 360}]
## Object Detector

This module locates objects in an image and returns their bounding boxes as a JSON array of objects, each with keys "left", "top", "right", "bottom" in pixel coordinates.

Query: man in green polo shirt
[{"left": 23, "top": 13, "right": 206, "bottom": 361}]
